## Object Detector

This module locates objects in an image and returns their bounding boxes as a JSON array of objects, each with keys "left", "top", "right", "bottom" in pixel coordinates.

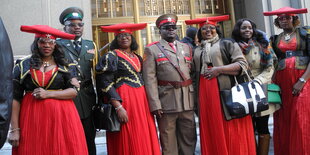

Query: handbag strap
[{"left": 233, "top": 65, "right": 252, "bottom": 85}]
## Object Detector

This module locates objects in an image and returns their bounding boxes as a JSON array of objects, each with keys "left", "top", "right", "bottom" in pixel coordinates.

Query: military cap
[
  {"left": 59, "top": 7, "right": 84, "bottom": 25},
  {"left": 156, "top": 14, "right": 178, "bottom": 28}
]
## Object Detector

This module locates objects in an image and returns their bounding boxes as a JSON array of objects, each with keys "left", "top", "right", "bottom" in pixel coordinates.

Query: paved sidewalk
[{"left": 0, "top": 116, "right": 274, "bottom": 155}]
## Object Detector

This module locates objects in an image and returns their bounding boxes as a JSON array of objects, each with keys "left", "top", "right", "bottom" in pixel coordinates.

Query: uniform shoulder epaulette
[{"left": 146, "top": 41, "right": 159, "bottom": 47}]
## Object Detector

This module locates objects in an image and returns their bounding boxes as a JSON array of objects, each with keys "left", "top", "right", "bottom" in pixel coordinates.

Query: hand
[
  {"left": 292, "top": 81, "right": 305, "bottom": 96},
  {"left": 152, "top": 109, "right": 163, "bottom": 118},
  {"left": 204, "top": 66, "right": 221, "bottom": 79},
  {"left": 117, "top": 107, "right": 128, "bottom": 123},
  {"left": 8, "top": 130, "right": 20, "bottom": 147},
  {"left": 32, "top": 88, "right": 48, "bottom": 99}
]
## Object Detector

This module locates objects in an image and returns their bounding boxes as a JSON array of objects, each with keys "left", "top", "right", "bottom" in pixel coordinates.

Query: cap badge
[
  {"left": 72, "top": 12, "right": 79, "bottom": 17},
  {"left": 46, "top": 34, "right": 51, "bottom": 39},
  {"left": 120, "top": 29, "right": 125, "bottom": 32},
  {"left": 167, "top": 17, "right": 172, "bottom": 22}
]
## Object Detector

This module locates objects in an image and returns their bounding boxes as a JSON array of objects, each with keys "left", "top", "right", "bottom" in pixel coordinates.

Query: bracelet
[
  {"left": 115, "top": 105, "right": 123, "bottom": 112},
  {"left": 9, "top": 128, "right": 20, "bottom": 133}
]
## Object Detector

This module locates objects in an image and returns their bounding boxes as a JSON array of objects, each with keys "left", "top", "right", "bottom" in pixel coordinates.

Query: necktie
[
  {"left": 168, "top": 42, "right": 176, "bottom": 53},
  {"left": 73, "top": 41, "right": 81, "bottom": 54}
]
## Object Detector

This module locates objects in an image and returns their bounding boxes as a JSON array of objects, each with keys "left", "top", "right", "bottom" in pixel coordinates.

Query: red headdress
[
  {"left": 185, "top": 15, "right": 229, "bottom": 27},
  {"left": 263, "top": 7, "right": 307, "bottom": 16},
  {"left": 20, "top": 25, "right": 75, "bottom": 40},
  {"left": 100, "top": 23, "right": 147, "bottom": 35}
]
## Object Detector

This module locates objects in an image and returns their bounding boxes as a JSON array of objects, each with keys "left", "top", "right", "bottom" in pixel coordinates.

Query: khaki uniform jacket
[
  {"left": 56, "top": 39, "right": 99, "bottom": 119},
  {"left": 143, "top": 39, "right": 194, "bottom": 113}
]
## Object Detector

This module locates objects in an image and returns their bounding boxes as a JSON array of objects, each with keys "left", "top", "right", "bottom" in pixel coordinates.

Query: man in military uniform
[
  {"left": 143, "top": 14, "right": 197, "bottom": 155},
  {"left": 57, "top": 7, "right": 98, "bottom": 155},
  {"left": 0, "top": 17, "right": 13, "bottom": 149}
]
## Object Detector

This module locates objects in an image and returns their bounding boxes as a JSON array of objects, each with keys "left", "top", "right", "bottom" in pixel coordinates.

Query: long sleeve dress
[
  {"left": 193, "top": 38, "right": 256, "bottom": 155},
  {"left": 12, "top": 58, "right": 87, "bottom": 155},
  {"left": 271, "top": 27, "right": 310, "bottom": 155},
  {"left": 96, "top": 50, "right": 161, "bottom": 155}
]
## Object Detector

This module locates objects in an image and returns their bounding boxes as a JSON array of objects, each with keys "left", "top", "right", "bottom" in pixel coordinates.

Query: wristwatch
[{"left": 299, "top": 78, "right": 307, "bottom": 83}]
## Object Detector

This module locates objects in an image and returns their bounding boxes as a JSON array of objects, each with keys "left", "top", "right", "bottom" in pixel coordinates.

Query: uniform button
[
  {"left": 78, "top": 80, "right": 81, "bottom": 83},
  {"left": 78, "top": 73, "right": 81, "bottom": 76},
  {"left": 78, "top": 65, "right": 80, "bottom": 68},
  {"left": 78, "top": 58, "right": 80, "bottom": 61}
]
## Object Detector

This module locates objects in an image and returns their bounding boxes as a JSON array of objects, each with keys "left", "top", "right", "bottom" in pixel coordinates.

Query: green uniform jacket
[{"left": 56, "top": 39, "right": 99, "bottom": 119}]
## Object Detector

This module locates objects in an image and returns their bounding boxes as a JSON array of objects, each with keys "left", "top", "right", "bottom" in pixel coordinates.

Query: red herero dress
[
  {"left": 13, "top": 64, "right": 88, "bottom": 155},
  {"left": 199, "top": 75, "right": 256, "bottom": 155},
  {"left": 96, "top": 50, "right": 161, "bottom": 155},
  {"left": 273, "top": 37, "right": 310, "bottom": 155}
]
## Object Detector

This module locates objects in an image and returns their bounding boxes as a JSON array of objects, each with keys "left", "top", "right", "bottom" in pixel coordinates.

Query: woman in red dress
[
  {"left": 186, "top": 15, "right": 256, "bottom": 155},
  {"left": 96, "top": 23, "right": 161, "bottom": 155},
  {"left": 8, "top": 25, "right": 88, "bottom": 155},
  {"left": 264, "top": 7, "right": 310, "bottom": 155}
]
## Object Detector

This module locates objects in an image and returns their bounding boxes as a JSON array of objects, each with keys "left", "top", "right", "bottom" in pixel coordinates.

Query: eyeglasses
[
  {"left": 38, "top": 38, "right": 56, "bottom": 45},
  {"left": 278, "top": 16, "right": 292, "bottom": 21},
  {"left": 161, "top": 25, "right": 177, "bottom": 30},
  {"left": 201, "top": 26, "right": 216, "bottom": 31},
  {"left": 117, "top": 33, "right": 131, "bottom": 39},
  {"left": 66, "top": 22, "right": 84, "bottom": 27}
]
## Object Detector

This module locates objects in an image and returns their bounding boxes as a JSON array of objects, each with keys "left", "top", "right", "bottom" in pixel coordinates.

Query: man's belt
[
  {"left": 285, "top": 50, "right": 305, "bottom": 58},
  {"left": 158, "top": 79, "right": 192, "bottom": 88}
]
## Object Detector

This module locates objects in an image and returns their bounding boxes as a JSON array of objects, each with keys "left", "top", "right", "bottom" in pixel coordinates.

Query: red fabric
[
  {"left": 273, "top": 59, "right": 310, "bottom": 154},
  {"left": 106, "top": 84, "right": 160, "bottom": 155},
  {"left": 115, "top": 50, "right": 141, "bottom": 72},
  {"left": 20, "top": 25, "right": 75, "bottom": 40},
  {"left": 13, "top": 69, "right": 87, "bottom": 155},
  {"left": 168, "top": 42, "right": 176, "bottom": 52},
  {"left": 156, "top": 57, "right": 168, "bottom": 62},
  {"left": 158, "top": 19, "right": 176, "bottom": 27},
  {"left": 199, "top": 75, "right": 256, "bottom": 155},
  {"left": 185, "top": 15, "right": 229, "bottom": 27},
  {"left": 278, "top": 37, "right": 297, "bottom": 52},
  {"left": 263, "top": 7, "right": 308, "bottom": 16},
  {"left": 100, "top": 23, "right": 147, "bottom": 35}
]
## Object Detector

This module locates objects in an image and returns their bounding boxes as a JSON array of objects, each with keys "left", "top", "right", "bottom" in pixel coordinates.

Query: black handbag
[
  {"left": 93, "top": 103, "right": 120, "bottom": 132},
  {"left": 221, "top": 70, "right": 269, "bottom": 119}
]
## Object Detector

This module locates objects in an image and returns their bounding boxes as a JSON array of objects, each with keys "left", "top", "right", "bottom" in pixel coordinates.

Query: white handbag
[{"left": 221, "top": 69, "right": 269, "bottom": 118}]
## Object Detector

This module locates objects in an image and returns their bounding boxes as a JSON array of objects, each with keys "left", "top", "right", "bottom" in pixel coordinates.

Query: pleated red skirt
[
  {"left": 106, "top": 84, "right": 161, "bottom": 155},
  {"left": 199, "top": 75, "right": 256, "bottom": 155},
  {"left": 274, "top": 57, "right": 310, "bottom": 155},
  {"left": 12, "top": 93, "right": 88, "bottom": 155}
]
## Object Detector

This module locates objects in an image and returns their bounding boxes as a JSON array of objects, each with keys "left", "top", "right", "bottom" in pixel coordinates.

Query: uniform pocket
[{"left": 158, "top": 85, "right": 176, "bottom": 110}]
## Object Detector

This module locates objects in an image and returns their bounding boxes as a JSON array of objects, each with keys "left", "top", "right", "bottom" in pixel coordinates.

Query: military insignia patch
[
  {"left": 157, "top": 53, "right": 166, "bottom": 58},
  {"left": 87, "top": 49, "right": 95, "bottom": 54}
]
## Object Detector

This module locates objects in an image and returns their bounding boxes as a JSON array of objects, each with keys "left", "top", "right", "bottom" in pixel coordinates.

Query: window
[{"left": 92, "top": 0, "right": 133, "bottom": 18}]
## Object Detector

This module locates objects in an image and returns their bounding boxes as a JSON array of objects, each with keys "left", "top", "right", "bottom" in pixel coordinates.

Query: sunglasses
[
  {"left": 201, "top": 26, "right": 216, "bottom": 30},
  {"left": 38, "top": 38, "right": 56, "bottom": 45},
  {"left": 278, "top": 16, "right": 292, "bottom": 21},
  {"left": 66, "top": 22, "right": 85, "bottom": 27},
  {"left": 117, "top": 33, "right": 131, "bottom": 39},
  {"left": 161, "top": 25, "right": 177, "bottom": 30}
]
